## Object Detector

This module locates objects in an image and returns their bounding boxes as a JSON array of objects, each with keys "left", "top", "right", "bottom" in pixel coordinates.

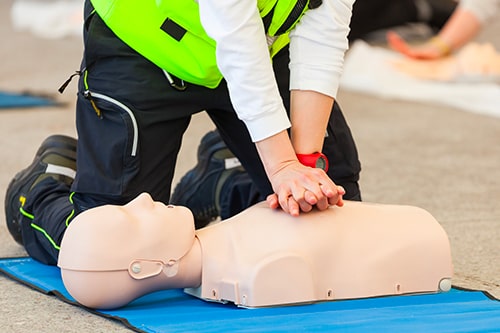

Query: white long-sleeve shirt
[
  {"left": 199, "top": 0, "right": 354, "bottom": 142},
  {"left": 459, "top": 0, "right": 500, "bottom": 23}
]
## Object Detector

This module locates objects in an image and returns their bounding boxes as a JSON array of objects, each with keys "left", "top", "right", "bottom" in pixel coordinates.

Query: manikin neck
[{"left": 165, "top": 237, "right": 202, "bottom": 289}]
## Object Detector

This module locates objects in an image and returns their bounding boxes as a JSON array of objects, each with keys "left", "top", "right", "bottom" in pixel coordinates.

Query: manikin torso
[{"left": 187, "top": 201, "right": 452, "bottom": 307}]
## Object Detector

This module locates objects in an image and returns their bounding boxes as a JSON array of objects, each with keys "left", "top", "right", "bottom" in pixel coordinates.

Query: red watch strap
[{"left": 296, "top": 152, "right": 329, "bottom": 171}]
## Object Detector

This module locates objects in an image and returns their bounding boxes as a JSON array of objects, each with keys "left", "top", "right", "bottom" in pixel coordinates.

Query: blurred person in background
[{"left": 387, "top": 0, "right": 500, "bottom": 59}]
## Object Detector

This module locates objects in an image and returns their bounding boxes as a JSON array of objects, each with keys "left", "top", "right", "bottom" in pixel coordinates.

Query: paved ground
[{"left": 0, "top": 1, "right": 498, "bottom": 332}]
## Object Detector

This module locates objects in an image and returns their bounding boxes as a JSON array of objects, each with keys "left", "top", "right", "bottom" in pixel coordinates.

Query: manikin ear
[{"left": 127, "top": 259, "right": 179, "bottom": 280}]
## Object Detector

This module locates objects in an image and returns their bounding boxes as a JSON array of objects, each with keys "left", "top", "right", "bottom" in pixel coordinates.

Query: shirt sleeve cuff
[
  {"left": 290, "top": 68, "right": 341, "bottom": 99},
  {"left": 243, "top": 108, "right": 291, "bottom": 142}
]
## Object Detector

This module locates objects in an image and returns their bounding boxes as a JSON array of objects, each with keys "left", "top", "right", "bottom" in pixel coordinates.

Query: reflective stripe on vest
[{"left": 90, "top": 0, "right": 318, "bottom": 88}]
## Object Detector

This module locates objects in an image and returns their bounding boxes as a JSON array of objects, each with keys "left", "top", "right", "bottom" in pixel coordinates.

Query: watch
[{"left": 296, "top": 152, "right": 329, "bottom": 171}]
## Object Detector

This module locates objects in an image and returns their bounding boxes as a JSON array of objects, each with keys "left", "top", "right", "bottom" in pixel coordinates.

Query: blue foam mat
[
  {"left": 1, "top": 257, "right": 499, "bottom": 333},
  {"left": 0, "top": 91, "right": 55, "bottom": 108}
]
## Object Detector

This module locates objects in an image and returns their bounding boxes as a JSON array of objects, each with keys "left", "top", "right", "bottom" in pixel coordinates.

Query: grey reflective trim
[{"left": 88, "top": 91, "right": 139, "bottom": 156}]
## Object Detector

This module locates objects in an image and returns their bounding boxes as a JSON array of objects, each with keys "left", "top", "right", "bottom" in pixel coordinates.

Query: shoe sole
[{"left": 36, "top": 134, "right": 77, "bottom": 156}]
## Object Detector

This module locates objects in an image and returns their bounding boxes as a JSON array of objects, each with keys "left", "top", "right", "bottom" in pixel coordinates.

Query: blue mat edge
[
  {"left": 0, "top": 257, "right": 142, "bottom": 332},
  {"left": 1, "top": 256, "right": 499, "bottom": 333},
  {"left": 0, "top": 91, "right": 57, "bottom": 109}
]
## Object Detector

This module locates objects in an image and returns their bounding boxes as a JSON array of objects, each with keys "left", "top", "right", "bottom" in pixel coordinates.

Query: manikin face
[
  {"left": 122, "top": 192, "right": 188, "bottom": 230},
  {"left": 58, "top": 193, "right": 196, "bottom": 271}
]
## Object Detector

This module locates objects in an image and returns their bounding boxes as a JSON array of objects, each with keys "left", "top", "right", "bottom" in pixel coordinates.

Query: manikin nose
[{"left": 129, "top": 192, "right": 155, "bottom": 208}]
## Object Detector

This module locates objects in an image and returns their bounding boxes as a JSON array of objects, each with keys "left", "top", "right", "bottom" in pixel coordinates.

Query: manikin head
[{"left": 58, "top": 193, "right": 198, "bottom": 309}]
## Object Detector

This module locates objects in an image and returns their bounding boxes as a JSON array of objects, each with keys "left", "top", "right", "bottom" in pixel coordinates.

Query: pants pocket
[{"left": 72, "top": 90, "right": 140, "bottom": 198}]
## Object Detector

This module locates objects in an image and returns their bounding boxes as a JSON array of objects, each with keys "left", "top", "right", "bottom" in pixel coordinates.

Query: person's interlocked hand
[{"left": 265, "top": 160, "right": 345, "bottom": 216}]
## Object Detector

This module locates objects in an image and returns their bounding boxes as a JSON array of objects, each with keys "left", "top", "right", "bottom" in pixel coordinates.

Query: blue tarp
[
  {"left": 1, "top": 257, "right": 499, "bottom": 333},
  {"left": 0, "top": 91, "right": 54, "bottom": 108}
]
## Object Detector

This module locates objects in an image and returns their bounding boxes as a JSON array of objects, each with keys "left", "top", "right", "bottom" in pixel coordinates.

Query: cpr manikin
[
  {"left": 58, "top": 193, "right": 453, "bottom": 310},
  {"left": 392, "top": 42, "right": 500, "bottom": 82}
]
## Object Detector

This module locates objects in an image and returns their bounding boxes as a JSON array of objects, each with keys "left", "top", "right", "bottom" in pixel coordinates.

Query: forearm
[
  {"left": 256, "top": 90, "right": 334, "bottom": 176},
  {"left": 290, "top": 90, "right": 333, "bottom": 154},
  {"left": 287, "top": 0, "right": 350, "bottom": 154},
  {"left": 438, "top": 8, "right": 483, "bottom": 51}
]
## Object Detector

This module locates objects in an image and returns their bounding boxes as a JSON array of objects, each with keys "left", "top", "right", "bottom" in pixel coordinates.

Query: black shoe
[
  {"left": 4, "top": 135, "right": 77, "bottom": 245},
  {"left": 170, "top": 130, "right": 245, "bottom": 229}
]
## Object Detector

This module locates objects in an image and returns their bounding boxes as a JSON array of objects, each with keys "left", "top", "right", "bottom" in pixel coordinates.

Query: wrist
[
  {"left": 428, "top": 35, "right": 452, "bottom": 56},
  {"left": 296, "top": 152, "right": 329, "bottom": 171},
  {"left": 255, "top": 130, "right": 298, "bottom": 175}
]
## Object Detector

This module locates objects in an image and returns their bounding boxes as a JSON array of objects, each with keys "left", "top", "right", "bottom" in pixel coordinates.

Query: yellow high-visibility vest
[{"left": 90, "top": 0, "right": 320, "bottom": 88}]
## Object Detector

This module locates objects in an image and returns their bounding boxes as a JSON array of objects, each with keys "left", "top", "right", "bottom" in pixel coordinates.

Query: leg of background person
[
  {"left": 425, "top": 0, "right": 459, "bottom": 29},
  {"left": 349, "top": 0, "right": 457, "bottom": 41},
  {"left": 349, "top": 0, "right": 421, "bottom": 41}
]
